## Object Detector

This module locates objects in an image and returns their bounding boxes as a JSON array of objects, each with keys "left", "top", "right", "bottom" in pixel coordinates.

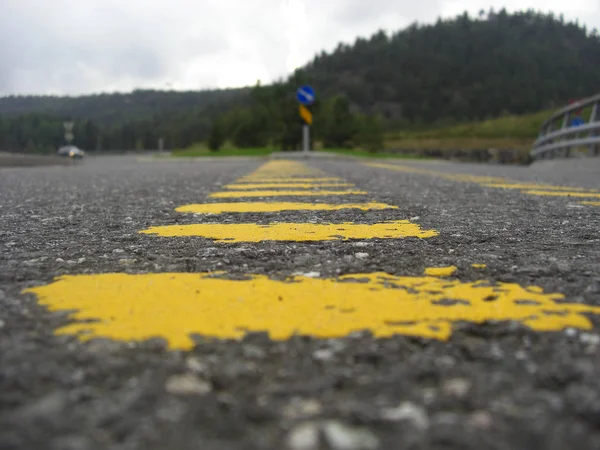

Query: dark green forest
[{"left": 1, "top": 9, "right": 599, "bottom": 153}]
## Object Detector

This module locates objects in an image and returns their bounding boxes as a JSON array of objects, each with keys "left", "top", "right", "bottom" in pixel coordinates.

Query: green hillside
[{"left": 1, "top": 9, "right": 598, "bottom": 154}]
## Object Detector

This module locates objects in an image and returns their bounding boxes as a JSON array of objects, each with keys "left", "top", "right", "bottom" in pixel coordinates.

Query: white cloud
[{"left": 0, "top": 0, "right": 598, "bottom": 95}]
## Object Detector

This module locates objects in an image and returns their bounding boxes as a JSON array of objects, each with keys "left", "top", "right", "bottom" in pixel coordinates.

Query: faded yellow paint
[
  {"left": 175, "top": 202, "right": 398, "bottom": 214},
  {"left": 365, "top": 163, "right": 504, "bottom": 183},
  {"left": 522, "top": 191, "right": 600, "bottom": 199},
  {"left": 580, "top": 201, "right": 600, "bottom": 206},
  {"left": 365, "top": 163, "right": 598, "bottom": 202},
  {"left": 140, "top": 220, "right": 438, "bottom": 241},
  {"left": 472, "top": 264, "right": 487, "bottom": 269},
  {"left": 445, "top": 175, "right": 510, "bottom": 183},
  {"left": 244, "top": 161, "right": 324, "bottom": 178},
  {"left": 209, "top": 190, "right": 368, "bottom": 198},
  {"left": 23, "top": 272, "right": 600, "bottom": 350},
  {"left": 236, "top": 178, "right": 343, "bottom": 183},
  {"left": 224, "top": 183, "right": 353, "bottom": 190},
  {"left": 481, "top": 183, "right": 591, "bottom": 192},
  {"left": 424, "top": 266, "right": 458, "bottom": 277}
]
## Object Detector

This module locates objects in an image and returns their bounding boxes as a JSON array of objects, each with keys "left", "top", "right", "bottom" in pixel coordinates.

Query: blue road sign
[
  {"left": 570, "top": 117, "right": 585, "bottom": 127},
  {"left": 297, "top": 85, "right": 315, "bottom": 105}
]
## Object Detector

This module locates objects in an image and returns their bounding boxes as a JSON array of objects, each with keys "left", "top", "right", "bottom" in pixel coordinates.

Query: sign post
[{"left": 296, "top": 85, "right": 315, "bottom": 153}]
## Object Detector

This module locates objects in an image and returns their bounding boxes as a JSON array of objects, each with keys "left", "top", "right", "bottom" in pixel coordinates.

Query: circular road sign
[{"left": 296, "top": 85, "right": 315, "bottom": 105}]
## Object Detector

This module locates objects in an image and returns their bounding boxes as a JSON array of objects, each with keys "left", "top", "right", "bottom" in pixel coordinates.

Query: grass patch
[
  {"left": 384, "top": 109, "right": 558, "bottom": 151},
  {"left": 172, "top": 145, "right": 275, "bottom": 158},
  {"left": 384, "top": 137, "right": 534, "bottom": 151},
  {"left": 391, "top": 110, "right": 552, "bottom": 140}
]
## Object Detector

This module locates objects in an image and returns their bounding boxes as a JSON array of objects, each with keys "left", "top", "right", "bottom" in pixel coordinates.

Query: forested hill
[
  {"left": 0, "top": 88, "right": 250, "bottom": 124},
  {"left": 1, "top": 9, "right": 599, "bottom": 152},
  {"left": 296, "top": 9, "right": 600, "bottom": 125}
]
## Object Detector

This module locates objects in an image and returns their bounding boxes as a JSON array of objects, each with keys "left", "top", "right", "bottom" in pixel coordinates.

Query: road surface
[{"left": 1, "top": 155, "right": 600, "bottom": 450}]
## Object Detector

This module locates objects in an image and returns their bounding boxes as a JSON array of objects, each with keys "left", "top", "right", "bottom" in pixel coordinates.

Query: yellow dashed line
[
  {"left": 580, "top": 201, "right": 600, "bottom": 207},
  {"left": 472, "top": 264, "right": 487, "bottom": 270},
  {"left": 209, "top": 190, "right": 368, "bottom": 198},
  {"left": 175, "top": 202, "right": 398, "bottom": 214},
  {"left": 140, "top": 221, "right": 438, "bottom": 241},
  {"left": 224, "top": 183, "right": 354, "bottom": 190},
  {"left": 25, "top": 159, "right": 600, "bottom": 350}
]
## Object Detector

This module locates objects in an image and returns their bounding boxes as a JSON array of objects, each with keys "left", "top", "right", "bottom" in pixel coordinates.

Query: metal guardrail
[{"left": 531, "top": 93, "right": 600, "bottom": 160}]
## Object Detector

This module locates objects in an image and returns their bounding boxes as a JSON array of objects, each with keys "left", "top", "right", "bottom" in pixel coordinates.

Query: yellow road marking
[
  {"left": 224, "top": 183, "right": 354, "bottom": 190},
  {"left": 365, "top": 163, "right": 504, "bottom": 182},
  {"left": 481, "top": 183, "right": 591, "bottom": 192},
  {"left": 446, "top": 175, "right": 515, "bottom": 183},
  {"left": 472, "top": 264, "right": 487, "bottom": 269},
  {"left": 580, "top": 201, "right": 600, "bottom": 206},
  {"left": 24, "top": 271, "right": 600, "bottom": 350},
  {"left": 209, "top": 190, "right": 368, "bottom": 198},
  {"left": 236, "top": 178, "right": 343, "bottom": 183},
  {"left": 522, "top": 191, "right": 600, "bottom": 199},
  {"left": 245, "top": 161, "right": 324, "bottom": 177},
  {"left": 424, "top": 266, "right": 457, "bottom": 277},
  {"left": 365, "top": 163, "right": 598, "bottom": 201},
  {"left": 175, "top": 202, "right": 398, "bottom": 214},
  {"left": 140, "top": 220, "right": 438, "bottom": 241}
]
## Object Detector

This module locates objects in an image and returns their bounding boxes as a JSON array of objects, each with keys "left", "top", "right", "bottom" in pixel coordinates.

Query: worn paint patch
[
  {"left": 23, "top": 272, "right": 600, "bottom": 351},
  {"left": 140, "top": 220, "right": 438, "bottom": 241},
  {"left": 224, "top": 183, "right": 354, "bottom": 190},
  {"left": 209, "top": 190, "right": 368, "bottom": 198},
  {"left": 580, "top": 201, "right": 600, "bottom": 207},
  {"left": 424, "top": 266, "right": 458, "bottom": 277},
  {"left": 175, "top": 202, "right": 398, "bottom": 214}
]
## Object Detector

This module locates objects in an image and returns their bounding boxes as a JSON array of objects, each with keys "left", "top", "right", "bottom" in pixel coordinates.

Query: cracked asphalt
[{"left": 1, "top": 155, "right": 600, "bottom": 450}]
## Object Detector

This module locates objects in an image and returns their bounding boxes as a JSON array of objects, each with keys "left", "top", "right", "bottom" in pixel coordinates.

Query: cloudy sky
[{"left": 0, "top": 0, "right": 598, "bottom": 96}]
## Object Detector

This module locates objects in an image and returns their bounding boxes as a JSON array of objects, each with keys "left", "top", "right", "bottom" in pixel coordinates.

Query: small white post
[{"left": 302, "top": 125, "right": 310, "bottom": 153}]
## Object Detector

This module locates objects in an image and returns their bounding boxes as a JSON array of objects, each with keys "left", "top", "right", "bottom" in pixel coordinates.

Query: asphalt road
[{"left": 1, "top": 155, "right": 600, "bottom": 450}]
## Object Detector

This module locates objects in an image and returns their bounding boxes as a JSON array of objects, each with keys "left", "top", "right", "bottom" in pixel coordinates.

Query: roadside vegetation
[
  {"left": 1, "top": 10, "right": 598, "bottom": 156},
  {"left": 172, "top": 146, "right": 275, "bottom": 157}
]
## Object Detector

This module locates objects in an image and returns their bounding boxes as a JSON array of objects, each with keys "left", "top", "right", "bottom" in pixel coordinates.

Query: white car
[{"left": 57, "top": 146, "right": 85, "bottom": 159}]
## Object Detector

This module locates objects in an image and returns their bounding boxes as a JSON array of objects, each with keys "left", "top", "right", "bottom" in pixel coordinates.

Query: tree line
[{"left": 1, "top": 9, "right": 599, "bottom": 153}]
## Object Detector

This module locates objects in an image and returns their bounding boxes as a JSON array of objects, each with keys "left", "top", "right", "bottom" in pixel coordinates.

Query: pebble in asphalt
[{"left": 1, "top": 155, "right": 600, "bottom": 450}]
